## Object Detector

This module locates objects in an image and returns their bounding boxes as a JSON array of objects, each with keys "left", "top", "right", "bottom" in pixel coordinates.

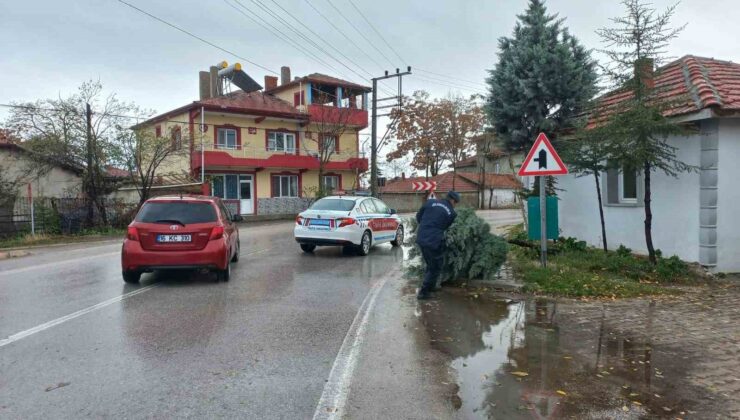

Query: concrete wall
[
  {"left": 558, "top": 132, "right": 701, "bottom": 263},
  {"left": 482, "top": 188, "right": 518, "bottom": 208},
  {"left": 379, "top": 192, "right": 479, "bottom": 213},
  {"left": 0, "top": 148, "right": 82, "bottom": 199},
  {"left": 716, "top": 119, "right": 740, "bottom": 272}
]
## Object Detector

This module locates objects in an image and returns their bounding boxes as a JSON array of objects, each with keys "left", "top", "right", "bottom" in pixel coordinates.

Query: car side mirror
[
  {"left": 389, "top": 209, "right": 397, "bottom": 215},
  {"left": 232, "top": 214, "right": 244, "bottom": 222}
]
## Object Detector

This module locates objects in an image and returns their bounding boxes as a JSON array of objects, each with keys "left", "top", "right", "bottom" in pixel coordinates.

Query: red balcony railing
[{"left": 307, "top": 104, "right": 368, "bottom": 127}]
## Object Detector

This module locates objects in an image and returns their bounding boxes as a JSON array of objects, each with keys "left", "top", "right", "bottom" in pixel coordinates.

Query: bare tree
[
  {"left": 119, "top": 126, "right": 190, "bottom": 207},
  {"left": 5, "top": 81, "right": 144, "bottom": 227},
  {"left": 304, "top": 103, "right": 357, "bottom": 196}
]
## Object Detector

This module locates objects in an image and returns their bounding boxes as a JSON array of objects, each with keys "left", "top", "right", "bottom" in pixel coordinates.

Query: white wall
[
  {"left": 483, "top": 188, "right": 518, "bottom": 208},
  {"left": 716, "top": 119, "right": 740, "bottom": 272},
  {"left": 558, "top": 133, "right": 701, "bottom": 263}
]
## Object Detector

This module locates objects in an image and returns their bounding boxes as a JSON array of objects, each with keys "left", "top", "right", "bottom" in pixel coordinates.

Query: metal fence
[{"left": 0, "top": 197, "right": 137, "bottom": 238}]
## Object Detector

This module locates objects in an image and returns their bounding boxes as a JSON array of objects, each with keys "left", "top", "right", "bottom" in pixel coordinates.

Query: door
[
  {"left": 239, "top": 175, "right": 254, "bottom": 215},
  {"left": 371, "top": 198, "right": 398, "bottom": 242}
]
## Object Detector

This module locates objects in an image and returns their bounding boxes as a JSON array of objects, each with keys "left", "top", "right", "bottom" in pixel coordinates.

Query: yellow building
[{"left": 135, "top": 66, "right": 370, "bottom": 216}]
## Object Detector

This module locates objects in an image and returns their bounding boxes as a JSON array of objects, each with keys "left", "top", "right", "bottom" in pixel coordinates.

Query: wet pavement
[
  {"left": 2, "top": 211, "right": 737, "bottom": 419},
  {"left": 416, "top": 284, "right": 740, "bottom": 419}
]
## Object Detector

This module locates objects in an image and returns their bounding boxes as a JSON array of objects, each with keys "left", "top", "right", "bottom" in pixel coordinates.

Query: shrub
[
  {"left": 616, "top": 245, "right": 632, "bottom": 257},
  {"left": 558, "top": 236, "right": 587, "bottom": 252},
  {"left": 408, "top": 207, "right": 509, "bottom": 281}
]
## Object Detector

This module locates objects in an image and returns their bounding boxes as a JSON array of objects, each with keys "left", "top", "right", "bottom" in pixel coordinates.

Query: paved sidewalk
[{"left": 553, "top": 280, "right": 740, "bottom": 418}]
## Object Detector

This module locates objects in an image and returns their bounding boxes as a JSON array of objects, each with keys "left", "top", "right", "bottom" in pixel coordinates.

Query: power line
[
  {"left": 412, "top": 73, "right": 488, "bottom": 92},
  {"left": 347, "top": 0, "right": 406, "bottom": 65},
  {"left": 409, "top": 75, "right": 486, "bottom": 94},
  {"left": 246, "top": 0, "right": 370, "bottom": 84},
  {"left": 324, "top": 0, "right": 397, "bottom": 68},
  {"left": 415, "top": 68, "right": 488, "bottom": 88},
  {"left": 116, "top": 0, "right": 278, "bottom": 75},
  {"left": 225, "top": 0, "right": 349, "bottom": 82}
]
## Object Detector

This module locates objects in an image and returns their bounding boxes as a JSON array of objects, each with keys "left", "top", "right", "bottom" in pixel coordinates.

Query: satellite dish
[{"left": 218, "top": 63, "right": 262, "bottom": 93}]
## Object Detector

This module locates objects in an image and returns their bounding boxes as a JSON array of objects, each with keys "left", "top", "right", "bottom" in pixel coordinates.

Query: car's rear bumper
[
  {"left": 121, "top": 239, "right": 228, "bottom": 272},
  {"left": 294, "top": 225, "right": 361, "bottom": 246}
]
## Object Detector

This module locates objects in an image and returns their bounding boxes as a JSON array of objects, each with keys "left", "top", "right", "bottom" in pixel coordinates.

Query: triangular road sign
[{"left": 518, "top": 132, "right": 568, "bottom": 176}]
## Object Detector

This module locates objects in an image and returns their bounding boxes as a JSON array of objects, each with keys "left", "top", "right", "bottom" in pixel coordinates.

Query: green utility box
[{"left": 527, "top": 196, "right": 559, "bottom": 240}]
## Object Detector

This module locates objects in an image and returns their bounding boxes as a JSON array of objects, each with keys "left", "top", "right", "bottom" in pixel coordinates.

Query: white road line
[
  {"left": 0, "top": 251, "right": 120, "bottom": 276},
  {"left": 0, "top": 284, "right": 158, "bottom": 348},
  {"left": 312, "top": 267, "right": 396, "bottom": 420}
]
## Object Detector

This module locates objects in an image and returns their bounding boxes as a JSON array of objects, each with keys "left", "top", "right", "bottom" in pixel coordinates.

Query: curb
[{"left": 0, "top": 237, "right": 122, "bottom": 253}]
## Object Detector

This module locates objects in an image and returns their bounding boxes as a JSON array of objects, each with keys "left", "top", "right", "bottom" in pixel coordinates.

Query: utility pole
[
  {"left": 370, "top": 66, "right": 412, "bottom": 197},
  {"left": 85, "top": 103, "right": 95, "bottom": 226}
]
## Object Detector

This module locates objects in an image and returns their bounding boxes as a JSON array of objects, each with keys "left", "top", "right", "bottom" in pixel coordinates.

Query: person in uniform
[{"left": 414, "top": 191, "right": 460, "bottom": 299}]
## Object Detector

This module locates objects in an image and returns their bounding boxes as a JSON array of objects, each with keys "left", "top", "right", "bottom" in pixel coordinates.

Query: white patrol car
[{"left": 294, "top": 195, "right": 404, "bottom": 256}]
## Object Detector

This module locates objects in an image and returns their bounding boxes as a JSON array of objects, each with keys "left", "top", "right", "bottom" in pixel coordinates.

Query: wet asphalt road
[{"left": 0, "top": 221, "right": 406, "bottom": 419}]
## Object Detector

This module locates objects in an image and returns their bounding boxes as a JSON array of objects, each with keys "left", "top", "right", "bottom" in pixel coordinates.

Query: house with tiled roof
[
  {"left": 134, "top": 64, "right": 370, "bottom": 216},
  {"left": 379, "top": 171, "right": 521, "bottom": 212},
  {"left": 559, "top": 55, "right": 740, "bottom": 272}
]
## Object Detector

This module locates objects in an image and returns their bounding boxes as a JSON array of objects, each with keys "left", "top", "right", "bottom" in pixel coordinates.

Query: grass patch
[
  {"left": 0, "top": 228, "right": 126, "bottom": 249},
  {"left": 507, "top": 225, "right": 703, "bottom": 298}
]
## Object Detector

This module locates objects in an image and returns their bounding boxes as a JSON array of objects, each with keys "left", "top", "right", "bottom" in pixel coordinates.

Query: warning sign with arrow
[{"left": 518, "top": 133, "right": 568, "bottom": 176}]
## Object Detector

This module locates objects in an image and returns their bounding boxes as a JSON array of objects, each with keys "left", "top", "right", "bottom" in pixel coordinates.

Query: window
[
  {"left": 171, "top": 127, "right": 182, "bottom": 150},
  {"left": 322, "top": 175, "right": 339, "bottom": 192},
  {"left": 136, "top": 202, "right": 217, "bottom": 224},
  {"left": 605, "top": 163, "right": 640, "bottom": 205},
  {"left": 372, "top": 198, "right": 390, "bottom": 214},
  {"left": 293, "top": 91, "right": 305, "bottom": 106},
  {"left": 495, "top": 163, "right": 501, "bottom": 174},
  {"left": 217, "top": 128, "right": 238, "bottom": 150},
  {"left": 272, "top": 175, "right": 298, "bottom": 197},
  {"left": 321, "top": 135, "right": 337, "bottom": 154},
  {"left": 211, "top": 174, "right": 239, "bottom": 199},
  {"left": 267, "top": 132, "right": 296, "bottom": 153},
  {"left": 309, "top": 198, "right": 356, "bottom": 211},
  {"left": 360, "top": 199, "right": 378, "bottom": 214}
]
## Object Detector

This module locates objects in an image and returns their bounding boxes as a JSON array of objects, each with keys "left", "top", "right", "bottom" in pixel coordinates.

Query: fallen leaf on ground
[
  {"left": 45, "top": 382, "right": 70, "bottom": 392},
  {"left": 511, "top": 371, "right": 529, "bottom": 377},
  {"left": 556, "top": 390, "right": 567, "bottom": 396},
  {"left": 563, "top": 356, "right": 572, "bottom": 360},
  {"left": 632, "top": 401, "right": 642, "bottom": 406},
  {"left": 622, "top": 406, "right": 629, "bottom": 412},
  {"left": 629, "top": 393, "right": 639, "bottom": 397}
]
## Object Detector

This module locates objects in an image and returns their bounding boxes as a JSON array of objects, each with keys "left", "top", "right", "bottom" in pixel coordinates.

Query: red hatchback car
[{"left": 121, "top": 196, "right": 241, "bottom": 283}]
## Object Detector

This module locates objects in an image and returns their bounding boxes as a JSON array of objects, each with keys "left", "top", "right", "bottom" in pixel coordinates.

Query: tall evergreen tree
[
  {"left": 597, "top": 0, "right": 693, "bottom": 264},
  {"left": 486, "top": 0, "right": 598, "bottom": 153}
]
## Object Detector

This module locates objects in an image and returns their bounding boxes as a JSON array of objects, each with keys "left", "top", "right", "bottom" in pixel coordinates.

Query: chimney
[
  {"left": 264, "top": 75, "right": 278, "bottom": 90},
  {"left": 401, "top": 172, "right": 406, "bottom": 180},
  {"left": 209, "top": 66, "right": 220, "bottom": 97},
  {"left": 280, "top": 66, "right": 291, "bottom": 85},
  {"left": 635, "top": 58, "right": 655, "bottom": 90},
  {"left": 199, "top": 71, "right": 211, "bottom": 100}
]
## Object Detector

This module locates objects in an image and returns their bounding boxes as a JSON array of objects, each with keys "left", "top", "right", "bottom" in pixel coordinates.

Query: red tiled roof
[
  {"left": 453, "top": 156, "right": 478, "bottom": 168},
  {"left": 593, "top": 55, "right": 740, "bottom": 124},
  {"left": 104, "top": 166, "right": 130, "bottom": 178},
  {"left": 457, "top": 172, "right": 522, "bottom": 189},
  {"left": 266, "top": 73, "right": 371, "bottom": 94},
  {"left": 197, "top": 91, "right": 306, "bottom": 118},
  {"left": 380, "top": 172, "right": 479, "bottom": 193}
]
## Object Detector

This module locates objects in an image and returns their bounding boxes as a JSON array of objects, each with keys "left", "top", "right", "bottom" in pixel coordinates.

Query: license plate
[
  {"left": 157, "top": 234, "right": 192, "bottom": 243},
  {"left": 307, "top": 219, "right": 332, "bottom": 230}
]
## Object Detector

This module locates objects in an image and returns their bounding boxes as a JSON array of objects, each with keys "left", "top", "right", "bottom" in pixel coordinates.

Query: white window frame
[
  {"left": 273, "top": 175, "right": 298, "bottom": 198},
  {"left": 619, "top": 169, "right": 638, "bottom": 203},
  {"left": 322, "top": 175, "right": 339, "bottom": 191},
  {"left": 321, "top": 135, "right": 336, "bottom": 154},
  {"left": 267, "top": 132, "right": 296, "bottom": 153},
  {"left": 216, "top": 128, "right": 238, "bottom": 150}
]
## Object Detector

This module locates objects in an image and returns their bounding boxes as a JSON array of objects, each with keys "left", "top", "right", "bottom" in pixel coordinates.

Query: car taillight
[
  {"left": 338, "top": 217, "right": 356, "bottom": 228},
  {"left": 210, "top": 226, "right": 224, "bottom": 240},
  {"left": 126, "top": 227, "right": 139, "bottom": 241},
  {"left": 296, "top": 215, "right": 304, "bottom": 225}
]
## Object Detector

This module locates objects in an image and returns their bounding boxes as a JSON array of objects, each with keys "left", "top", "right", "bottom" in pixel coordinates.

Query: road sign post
[{"left": 517, "top": 133, "right": 568, "bottom": 268}]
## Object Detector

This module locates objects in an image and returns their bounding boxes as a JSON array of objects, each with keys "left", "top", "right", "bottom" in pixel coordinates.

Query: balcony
[
  {"left": 307, "top": 104, "right": 368, "bottom": 128},
  {"left": 191, "top": 144, "right": 368, "bottom": 172}
]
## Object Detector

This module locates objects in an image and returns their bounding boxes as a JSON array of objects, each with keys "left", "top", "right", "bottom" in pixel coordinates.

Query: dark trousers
[{"left": 419, "top": 245, "right": 443, "bottom": 296}]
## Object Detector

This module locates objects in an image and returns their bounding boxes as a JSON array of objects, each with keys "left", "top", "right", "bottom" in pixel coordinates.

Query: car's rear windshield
[
  {"left": 309, "top": 199, "right": 356, "bottom": 212},
  {"left": 135, "top": 202, "right": 218, "bottom": 224}
]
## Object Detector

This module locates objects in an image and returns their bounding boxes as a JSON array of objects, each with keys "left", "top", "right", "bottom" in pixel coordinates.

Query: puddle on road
[{"left": 417, "top": 290, "right": 708, "bottom": 419}]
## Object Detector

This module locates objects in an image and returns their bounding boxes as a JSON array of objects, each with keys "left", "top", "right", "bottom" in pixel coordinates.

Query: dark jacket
[{"left": 415, "top": 199, "right": 457, "bottom": 249}]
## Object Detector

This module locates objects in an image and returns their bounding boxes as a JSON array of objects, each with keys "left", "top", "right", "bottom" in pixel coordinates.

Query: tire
[
  {"left": 300, "top": 244, "right": 316, "bottom": 253},
  {"left": 391, "top": 225, "right": 404, "bottom": 247},
  {"left": 122, "top": 271, "right": 141, "bottom": 284},
  {"left": 231, "top": 241, "right": 240, "bottom": 262},
  {"left": 356, "top": 231, "right": 372, "bottom": 256},
  {"left": 217, "top": 261, "right": 231, "bottom": 282}
]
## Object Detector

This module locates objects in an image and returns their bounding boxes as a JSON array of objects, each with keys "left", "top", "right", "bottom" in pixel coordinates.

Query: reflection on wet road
[{"left": 419, "top": 290, "right": 719, "bottom": 419}]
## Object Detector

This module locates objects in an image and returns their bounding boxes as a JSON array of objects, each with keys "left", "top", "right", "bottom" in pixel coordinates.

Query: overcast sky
[{"left": 1, "top": 0, "right": 738, "bottom": 136}]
